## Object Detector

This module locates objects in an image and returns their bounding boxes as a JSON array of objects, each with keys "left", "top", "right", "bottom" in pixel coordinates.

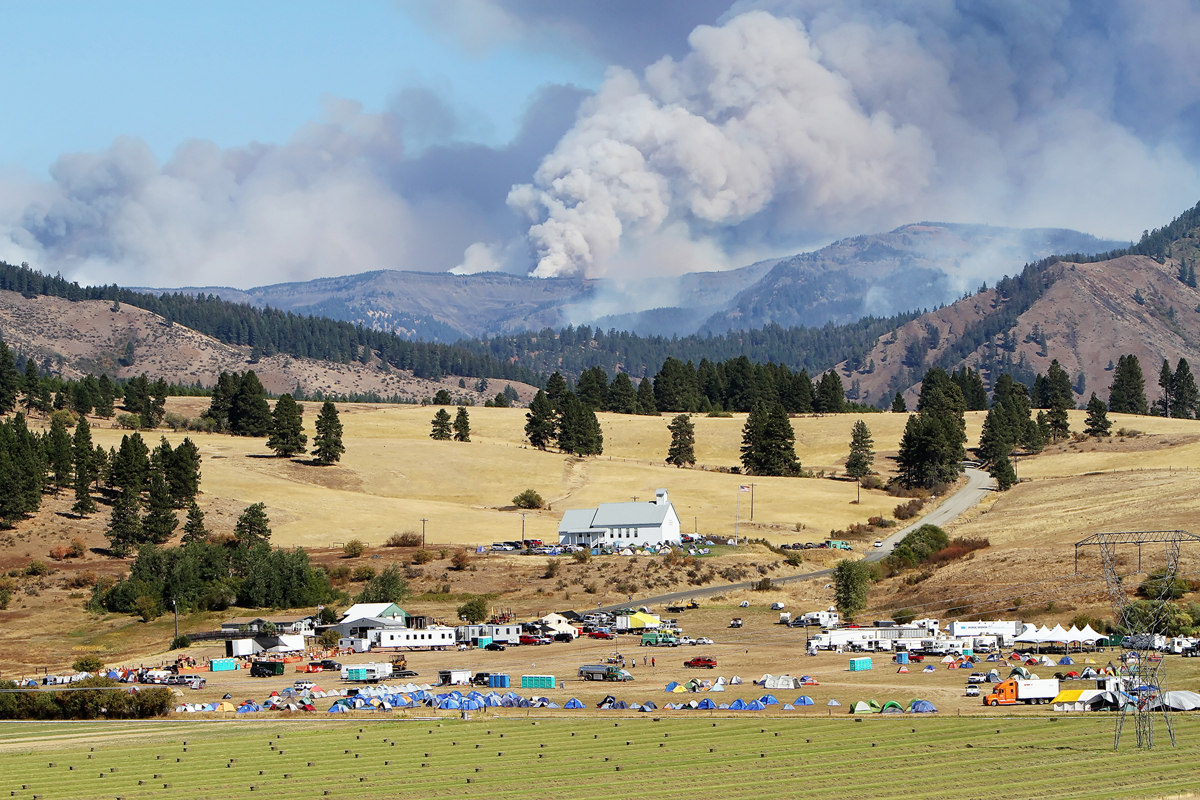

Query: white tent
[
  {"left": 1151, "top": 691, "right": 1200, "bottom": 711},
  {"left": 1078, "top": 625, "right": 1103, "bottom": 643},
  {"left": 1047, "top": 624, "right": 1069, "bottom": 643},
  {"left": 1065, "top": 625, "right": 1083, "bottom": 643},
  {"left": 730, "top": 675, "right": 742, "bottom": 685}
]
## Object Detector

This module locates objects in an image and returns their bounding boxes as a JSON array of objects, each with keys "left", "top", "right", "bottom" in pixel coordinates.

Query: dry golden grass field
[{"left": 3, "top": 401, "right": 1200, "bottom": 682}]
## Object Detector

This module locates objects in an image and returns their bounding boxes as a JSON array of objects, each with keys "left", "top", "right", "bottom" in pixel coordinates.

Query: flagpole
[{"left": 735, "top": 489, "right": 741, "bottom": 543}]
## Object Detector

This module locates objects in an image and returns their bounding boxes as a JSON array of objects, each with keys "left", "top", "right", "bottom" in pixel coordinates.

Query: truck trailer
[
  {"left": 578, "top": 664, "right": 634, "bottom": 681},
  {"left": 983, "top": 678, "right": 1059, "bottom": 706}
]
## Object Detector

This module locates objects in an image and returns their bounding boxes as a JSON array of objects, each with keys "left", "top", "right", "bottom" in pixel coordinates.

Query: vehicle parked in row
[
  {"left": 684, "top": 656, "right": 717, "bottom": 669},
  {"left": 484, "top": 642, "right": 506, "bottom": 651}
]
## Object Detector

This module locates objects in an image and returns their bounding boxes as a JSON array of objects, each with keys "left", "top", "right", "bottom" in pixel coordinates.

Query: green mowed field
[{"left": 2, "top": 716, "right": 1197, "bottom": 799}]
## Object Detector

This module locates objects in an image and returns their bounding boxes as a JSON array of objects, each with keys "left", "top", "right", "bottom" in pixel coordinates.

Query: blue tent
[
  {"left": 794, "top": 695, "right": 814, "bottom": 706},
  {"left": 729, "top": 699, "right": 748, "bottom": 710},
  {"left": 439, "top": 697, "right": 462, "bottom": 710},
  {"left": 746, "top": 700, "right": 767, "bottom": 710},
  {"left": 909, "top": 700, "right": 938, "bottom": 713},
  {"left": 696, "top": 698, "right": 717, "bottom": 710},
  {"left": 1058, "top": 656, "right": 1075, "bottom": 665},
  {"left": 827, "top": 699, "right": 841, "bottom": 706},
  {"left": 664, "top": 682, "right": 681, "bottom": 692},
  {"left": 718, "top": 703, "right": 731, "bottom": 709},
  {"left": 461, "top": 697, "right": 484, "bottom": 711},
  {"left": 327, "top": 703, "right": 346, "bottom": 713},
  {"left": 564, "top": 698, "right": 585, "bottom": 709},
  {"left": 759, "top": 694, "right": 779, "bottom": 706},
  {"left": 641, "top": 701, "right": 657, "bottom": 710},
  {"left": 611, "top": 700, "right": 629, "bottom": 710}
]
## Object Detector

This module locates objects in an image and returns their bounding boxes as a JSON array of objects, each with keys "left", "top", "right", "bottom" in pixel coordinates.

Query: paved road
[{"left": 598, "top": 467, "right": 995, "bottom": 613}]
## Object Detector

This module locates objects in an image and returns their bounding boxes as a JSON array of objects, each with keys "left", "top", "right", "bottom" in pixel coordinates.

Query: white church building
[{"left": 557, "top": 488, "right": 682, "bottom": 549}]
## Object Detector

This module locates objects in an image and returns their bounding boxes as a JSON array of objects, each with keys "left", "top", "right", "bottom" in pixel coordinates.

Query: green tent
[
  {"left": 867, "top": 699, "right": 882, "bottom": 713},
  {"left": 849, "top": 701, "right": 874, "bottom": 714},
  {"left": 880, "top": 701, "right": 905, "bottom": 714}
]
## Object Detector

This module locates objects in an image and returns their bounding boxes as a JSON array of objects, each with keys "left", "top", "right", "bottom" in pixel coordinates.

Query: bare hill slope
[
  {"left": 838, "top": 255, "right": 1200, "bottom": 407},
  {"left": 0, "top": 290, "right": 536, "bottom": 402}
]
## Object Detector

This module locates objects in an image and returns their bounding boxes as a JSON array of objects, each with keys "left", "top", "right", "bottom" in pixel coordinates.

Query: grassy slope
[{"left": 2, "top": 716, "right": 1198, "bottom": 799}]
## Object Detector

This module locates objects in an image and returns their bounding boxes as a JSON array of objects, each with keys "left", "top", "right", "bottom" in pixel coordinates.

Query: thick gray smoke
[{"left": 490, "top": 2, "right": 1200, "bottom": 279}]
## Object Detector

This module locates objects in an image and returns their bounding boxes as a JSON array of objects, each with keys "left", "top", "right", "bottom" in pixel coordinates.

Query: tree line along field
[{"left": 2, "top": 716, "right": 1198, "bottom": 800}]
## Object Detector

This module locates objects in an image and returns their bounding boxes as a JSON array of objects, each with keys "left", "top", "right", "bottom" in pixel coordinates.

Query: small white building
[
  {"left": 558, "top": 488, "right": 682, "bottom": 548},
  {"left": 372, "top": 626, "right": 455, "bottom": 650},
  {"left": 456, "top": 623, "right": 522, "bottom": 646}
]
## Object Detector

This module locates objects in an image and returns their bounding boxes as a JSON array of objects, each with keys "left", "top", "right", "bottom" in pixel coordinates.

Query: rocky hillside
[
  {"left": 0, "top": 291, "right": 536, "bottom": 404},
  {"left": 837, "top": 255, "right": 1200, "bottom": 408},
  {"left": 140, "top": 223, "right": 1121, "bottom": 341}
]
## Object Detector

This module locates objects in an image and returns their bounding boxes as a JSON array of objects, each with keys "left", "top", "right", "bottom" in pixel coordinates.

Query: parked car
[
  {"left": 294, "top": 679, "right": 316, "bottom": 690},
  {"left": 965, "top": 685, "right": 980, "bottom": 697},
  {"left": 319, "top": 660, "right": 342, "bottom": 671},
  {"left": 684, "top": 656, "right": 717, "bottom": 669},
  {"left": 695, "top": 637, "right": 714, "bottom": 645},
  {"left": 588, "top": 631, "right": 616, "bottom": 640},
  {"left": 484, "top": 642, "right": 507, "bottom": 651},
  {"left": 967, "top": 672, "right": 988, "bottom": 684}
]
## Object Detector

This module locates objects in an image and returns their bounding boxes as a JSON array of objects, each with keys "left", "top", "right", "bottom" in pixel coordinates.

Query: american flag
[{"left": 739, "top": 485, "right": 751, "bottom": 492}]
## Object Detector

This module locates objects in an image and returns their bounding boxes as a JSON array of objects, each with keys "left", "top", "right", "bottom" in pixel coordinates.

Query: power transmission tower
[{"left": 1074, "top": 530, "right": 1200, "bottom": 749}]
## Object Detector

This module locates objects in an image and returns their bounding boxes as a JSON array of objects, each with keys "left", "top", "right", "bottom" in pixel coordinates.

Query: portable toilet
[
  {"left": 488, "top": 673, "right": 510, "bottom": 689},
  {"left": 895, "top": 652, "right": 909, "bottom": 665},
  {"left": 477, "top": 637, "right": 493, "bottom": 649},
  {"left": 849, "top": 657, "right": 873, "bottom": 672},
  {"left": 211, "top": 658, "right": 237, "bottom": 672},
  {"left": 521, "top": 674, "right": 556, "bottom": 689}
]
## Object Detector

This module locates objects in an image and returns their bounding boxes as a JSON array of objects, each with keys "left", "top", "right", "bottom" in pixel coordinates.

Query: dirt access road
[{"left": 604, "top": 467, "right": 995, "bottom": 611}]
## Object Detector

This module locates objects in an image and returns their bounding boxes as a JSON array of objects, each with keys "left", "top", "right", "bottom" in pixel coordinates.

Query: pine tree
[
  {"left": 230, "top": 370, "right": 272, "bottom": 436},
  {"left": 111, "top": 432, "right": 150, "bottom": 496},
  {"left": 180, "top": 501, "right": 209, "bottom": 544},
  {"left": 142, "top": 465, "right": 178, "bottom": 544},
  {"left": 1158, "top": 359, "right": 1175, "bottom": 416},
  {"left": 523, "top": 390, "right": 557, "bottom": 450},
  {"left": 21, "top": 359, "right": 40, "bottom": 415},
  {"left": 94, "top": 375, "right": 115, "bottom": 418},
  {"left": 545, "top": 372, "right": 568, "bottom": 409},
  {"left": 312, "top": 401, "right": 345, "bottom": 464},
  {"left": 1047, "top": 401, "right": 1071, "bottom": 441},
  {"left": 70, "top": 416, "right": 96, "bottom": 516},
  {"left": 891, "top": 391, "right": 907, "bottom": 413},
  {"left": 740, "top": 403, "right": 800, "bottom": 476},
  {"left": 46, "top": 413, "right": 74, "bottom": 496},
  {"left": 430, "top": 408, "right": 452, "bottom": 440},
  {"left": 267, "top": 393, "right": 307, "bottom": 456},
  {"left": 1083, "top": 392, "right": 1111, "bottom": 437},
  {"left": 576, "top": 366, "right": 610, "bottom": 410},
  {"left": 557, "top": 392, "right": 603, "bottom": 455},
  {"left": 491, "top": 391, "right": 511, "bottom": 408},
  {"left": 105, "top": 491, "right": 143, "bottom": 557},
  {"left": 1108, "top": 354, "right": 1149, "bottom": 415},
  {"left": 433, "top": 388, "right": 452, "bottom": 405},
  {"left": 203, "top": 371, "right": 238, "bottom": 430},
  {"left": 989, "top": 454, "right": 1017, "bottom": 491},
  {"left": 607, "top": 372, "right": 638, "bottom": 414},
  {"left": 167, "top": 437, "right": 202, "bottom": 507},
  {"left": 844, "top": 420, "right": 874, "bottom": 479},
  {"left": 0, "top": 341, "right": 18, "bottom": 413},
  {"left": 452, "top": 407, "right": 471, "bottom": 442},
  {"left": 635, "top": 375, "right": 658, "bottom": 415},
  {"left": 234, "top": 502, "right": 272, "bottom": 546},
  {"left": 1171, "top": 358, "right": 1199, "bottom": 419},
  {"left": 814, "top": 372, "right": 846, "bottom": 413},
  {"left": 665, "top": 414, "right": 696, "bottom": 467}
]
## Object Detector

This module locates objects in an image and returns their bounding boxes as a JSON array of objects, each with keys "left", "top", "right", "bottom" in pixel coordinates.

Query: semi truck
[{"left": 983, "top": 678, "right": 1059, "bottom": 706}]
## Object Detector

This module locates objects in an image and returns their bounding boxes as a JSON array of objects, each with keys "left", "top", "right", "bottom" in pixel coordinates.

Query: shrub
[
  {"left": 927, "top": 537, "right": 990, "bottom": 565},
  {"left": 48, "top": 546, "right": 69, "bottom": 561},
  {"left": 169, "top": 634, "right": 191, "bottom": 650},
  {"left": 386, "top": 531, "right": 422, "bottom": 547},
  {"left": 329, "top": 565, "right": 352, "bottom": 583},
  {"left": 72, "top": 654, "right": 105, "bottom": 673},
  {"left": 584, "top": 583, "right": 598, "bottom": 594},
  {"left": 116, "top": 413, "right": 144, "bottom": 430},
  {"left": 25, "top": 560, "right": 50, "bottom": 577},
  {"left": 512, "top": 488, "right": 544, "bottom": 509},
  {"left": 450, "top": 549, "right": 471, "bottom": 571},
  {"left": 883, "top": 524, "right": 950, "bottom": 571},
  {"left": 867, "top": 516, "right": 895, "bottom": 528},
  {"left": 572, "top": 549, "right": 590, "bottom": 564},
  {"left": 319, "top": 629, "right": 340, "bottom": 648},
  {"left": 543, "top": 559, "right": 562, "bottom": 579},
  {"left": 343, "top": 539, "right": 366, "bottom": 558},
  {"left": 67, "top": 539, "right": 86, "bottom": 558},
  {"left": 752, "top": 577, "right": 773, "bottom": 591},
  {"left": 784, "top": 551, "right": 803, "bottom": 567},
  {"left": 163, "top": 412, "right": 189, "bottom": 432},
  {"left": 65, "top": 571, "right": 97, "bottom": 589},
  {"left": 893, "top": 498, "right": 926, "bottom": 520},
  {"left": 891, "top": 608, "right": 916, "bottom": 625},
  {"left": 1116, "top": 427, "right": 1142, "bottom": 438},
  {"left": 457, "top": 595, "right": 490, "bottom": 623},
  {"left": 411, "top": 549, "right": 434, "bottom": 565},
  {"left": 0, "top": 589, "right": 8, "bottom": 610},
  {"left": 134, "top": 594, "right": 161, "bottom": 622},
  {"left": 859, "top": 475, "right": 883, "bottom": 491},
  {"left": 351, "top": 565, "right": 377, "bottom": 582}
]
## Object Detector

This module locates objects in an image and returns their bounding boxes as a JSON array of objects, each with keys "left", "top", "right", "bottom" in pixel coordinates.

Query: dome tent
[
  {"left": 909, "top": 699, "right": 937, "bottom": 713},
  {"left": 564, "top": 698, "right": 585, "bottom": 709},
  {"left": 880, "top": 701, "right": 905, "bottom": 714},
  {"left": 849, "top": 701, "right": 874, "bottom": 714},
  {"left": 794, "top": 695, "right": 814, "bottom": 706}
]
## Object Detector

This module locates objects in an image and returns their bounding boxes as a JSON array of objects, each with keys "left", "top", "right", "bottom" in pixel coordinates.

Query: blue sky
[{"left": 1, "top": 1, "right": 600, "bottom": 175}]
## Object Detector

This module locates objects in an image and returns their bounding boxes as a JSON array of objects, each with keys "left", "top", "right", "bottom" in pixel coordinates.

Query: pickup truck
[
  {"left": 588, "top": 630, "right": 616, "bottom": 640},
  {"left": 684, "top": 657, "right": 717, "bottom": 669}
]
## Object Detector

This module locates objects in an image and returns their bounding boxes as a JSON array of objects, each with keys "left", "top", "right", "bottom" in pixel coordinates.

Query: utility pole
[
  {"left": 750, "top": 484, "right": 756, "bottom": 520},
  {"left": 521, "top": 513, "right": 526, "bottom": 542},
  {"left": 172, "top": 597, "right": 178, "bottom": 642},
  {"left": 420, "top": 518, "right": 428, "bottom": 550}
]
